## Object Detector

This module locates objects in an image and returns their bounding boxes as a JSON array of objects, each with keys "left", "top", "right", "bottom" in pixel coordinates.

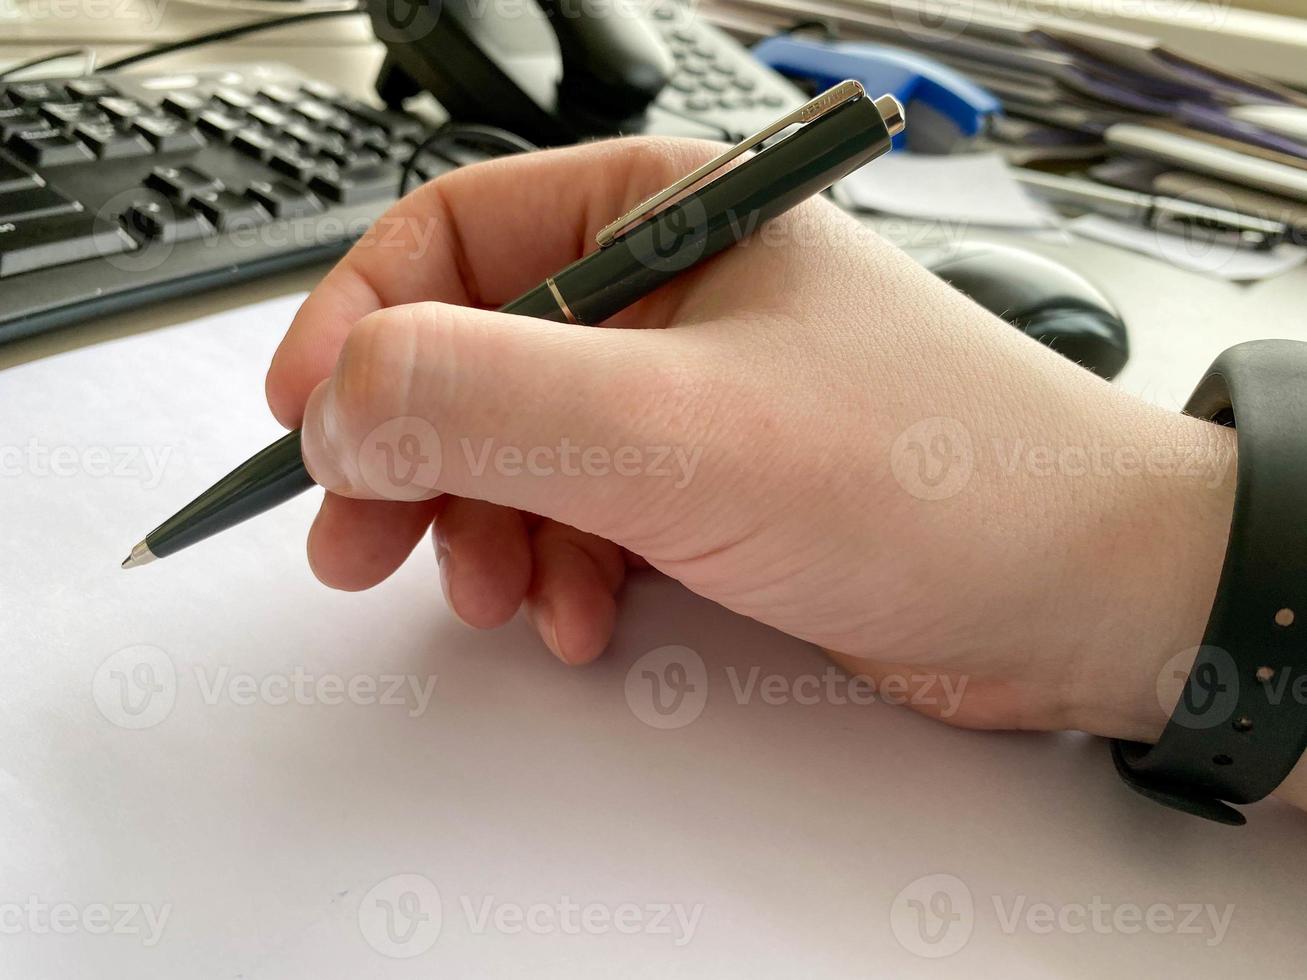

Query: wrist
[{"left": 1059, "top": 408, "right": 1236, "bottom": 744}]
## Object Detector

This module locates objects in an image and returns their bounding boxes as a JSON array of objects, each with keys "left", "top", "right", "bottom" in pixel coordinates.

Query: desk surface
[{"left": 3, "top": 8, "right": 1307, "bottom": 979}]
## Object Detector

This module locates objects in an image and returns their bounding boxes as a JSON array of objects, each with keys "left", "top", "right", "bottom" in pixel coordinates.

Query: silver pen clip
[{"left": 595, "top": 80, "right": 900, "bottom": 248}]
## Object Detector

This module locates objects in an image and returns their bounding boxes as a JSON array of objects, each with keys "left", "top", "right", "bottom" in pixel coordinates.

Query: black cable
[
  {"left": 400, "top": 123, "right": 539, "bottom": 196},
  {"left": 100, "top": 8, "right": 364, "bottom": 72},
  {"left": 0, "top": 46, "right": 93, "bottom": 81}
]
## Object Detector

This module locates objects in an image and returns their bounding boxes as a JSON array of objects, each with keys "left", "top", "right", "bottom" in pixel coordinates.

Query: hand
[{"left": 267, "top": 136, "right": 1247, "bottom": 783}]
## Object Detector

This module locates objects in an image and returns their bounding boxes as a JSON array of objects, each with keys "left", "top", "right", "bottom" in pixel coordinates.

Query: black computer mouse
[{"left": 927, "top": 242, "right": 1130, "bottom": 380}]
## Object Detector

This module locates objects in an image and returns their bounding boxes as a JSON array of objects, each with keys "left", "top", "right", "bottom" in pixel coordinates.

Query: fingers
[
  {"left": 433, "top": 497, "right": 532, "bottom": 629},
  {"left": 306, "top": 494, "right": 442, "bottom": 592},
  {"left": 266, "top": 136, "right": 723, "bottom": 428},
  {"left": 298, "top": 300, "right": 711, "bottom": 549},
  {"left": 524, "top": 521, "right": 627, "bottom": 666}
]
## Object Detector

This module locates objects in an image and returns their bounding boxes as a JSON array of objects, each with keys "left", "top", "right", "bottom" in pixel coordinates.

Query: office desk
[{"left": 3, "top": 10, "right": 1307, "bottom": 980}]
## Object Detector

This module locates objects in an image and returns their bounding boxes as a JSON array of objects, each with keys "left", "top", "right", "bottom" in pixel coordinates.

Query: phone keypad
[{"left": 649, "top": 1, "right": 803, "bottom": 137}]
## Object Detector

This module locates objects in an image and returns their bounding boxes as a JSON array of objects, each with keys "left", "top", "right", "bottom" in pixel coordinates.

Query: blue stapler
[{"left": 752, "top": 35, "right": 1001, "bottom": 152}]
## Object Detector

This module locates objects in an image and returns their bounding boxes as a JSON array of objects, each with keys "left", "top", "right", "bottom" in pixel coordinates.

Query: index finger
[{"left": 265, "top": 135, "right": 722, "bottom": 427}]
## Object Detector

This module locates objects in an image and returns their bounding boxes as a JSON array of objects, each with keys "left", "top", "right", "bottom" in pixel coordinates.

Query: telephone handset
[{"left": 368, "top": 0, "right": 807, "bottom": 146}]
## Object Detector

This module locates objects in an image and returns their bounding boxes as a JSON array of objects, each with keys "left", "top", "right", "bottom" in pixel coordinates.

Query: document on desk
[
  {"left": 4, "top": 294, "right": 1307, "bottom": 978},
  {"left": 839, "top": 151, "right": 1059, "bottom": 229}
]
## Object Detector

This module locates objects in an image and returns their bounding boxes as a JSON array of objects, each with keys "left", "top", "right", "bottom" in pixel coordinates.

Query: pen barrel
[
  {"left": 146, "top": 430, "right": 316, "bottom": 558},
  {"left": 544, "top": 95, "right": 894, "bottom": 325}
]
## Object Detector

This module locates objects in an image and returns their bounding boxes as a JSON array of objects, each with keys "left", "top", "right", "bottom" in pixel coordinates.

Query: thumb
[{"left": 299, "top": 301, "right": 713, "bottom": 544}]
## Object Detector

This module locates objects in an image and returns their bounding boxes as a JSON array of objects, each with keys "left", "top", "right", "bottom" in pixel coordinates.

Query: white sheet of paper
[
  {"left": 838, "top": 152, "right": 1059, "bottom": 229},
  {"left": 1069, "top": 214, "right": 1307, "bottom": 282},
  {"left": 4, "top": 295, "right": 1306, "bottom": 978}
]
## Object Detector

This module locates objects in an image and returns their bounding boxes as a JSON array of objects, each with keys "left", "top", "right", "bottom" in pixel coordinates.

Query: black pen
[{"left": 122, "top": 81, "right": 904, "bottom": 569}]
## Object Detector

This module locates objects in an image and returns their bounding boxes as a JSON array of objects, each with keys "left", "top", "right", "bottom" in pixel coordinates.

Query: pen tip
[{"left": 121, "top": 540, "right": 156, "bottom": 569}]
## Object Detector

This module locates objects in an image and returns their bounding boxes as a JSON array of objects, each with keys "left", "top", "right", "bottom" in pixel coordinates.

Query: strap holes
[
  {"left": 1233, "top": 716, "right": 1254, "bottom": 733},
  {"left": 1275, "top": 607, "right": 1295, "bottom": 627},
  {"left": 1213, "top": 754, "right": 1234, "bottom": 766}
]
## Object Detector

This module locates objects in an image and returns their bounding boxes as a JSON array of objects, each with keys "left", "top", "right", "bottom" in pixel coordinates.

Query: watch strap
[{"left": 1112, "top": 339, "right": 1307, "bottom": 825}]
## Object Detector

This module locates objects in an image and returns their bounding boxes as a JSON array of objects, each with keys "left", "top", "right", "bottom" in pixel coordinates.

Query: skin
[{"left": 265, "top": 136, "right": 1306, "bottom": 814}]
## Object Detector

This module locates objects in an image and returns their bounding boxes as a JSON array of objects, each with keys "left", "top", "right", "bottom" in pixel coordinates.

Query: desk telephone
[{"left": 368, "top": 0, "right": 807, "bottom": 145}]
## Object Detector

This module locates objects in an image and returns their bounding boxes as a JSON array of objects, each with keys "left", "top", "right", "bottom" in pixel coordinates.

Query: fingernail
[
  {"left": 299, "top": 382, "right": 349, "bottom": 492},
  {"left": 436, "top": 540, "right": 471, "bottom": 627},
  {"left": 533, "top": 603, "right": 564, "bottom": 662}
]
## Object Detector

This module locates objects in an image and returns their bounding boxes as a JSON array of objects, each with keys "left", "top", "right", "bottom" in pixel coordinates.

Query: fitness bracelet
[{"left": 1112, "top": 340, "right": 1307, "bottom": 825}]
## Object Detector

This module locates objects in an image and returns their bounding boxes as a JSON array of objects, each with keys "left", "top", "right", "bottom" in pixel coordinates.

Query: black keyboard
[{"left": 0, "top": 65, "right": 465, "bottom": 345}]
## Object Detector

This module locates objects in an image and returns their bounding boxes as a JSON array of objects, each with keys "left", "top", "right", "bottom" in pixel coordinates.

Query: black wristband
[{"left": 1112, "top": 340, "right": 1307, "bottom": 825}]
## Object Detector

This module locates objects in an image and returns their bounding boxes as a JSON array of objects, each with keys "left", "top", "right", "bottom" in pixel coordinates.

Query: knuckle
[
  {"left": 332, "top": 303, "right": 493, "bottom": 439},
  {"left": 332, "top": 307, "right": 425, "bottom": 437}
]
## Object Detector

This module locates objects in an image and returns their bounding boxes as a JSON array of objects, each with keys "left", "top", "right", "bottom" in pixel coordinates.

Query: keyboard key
[
  {"left": 338, "top": 101, "right": 423, "bottom": 140},
  {"left": 320, "top": 144, "right": 382, "bottom": 170},
  {"left": 187, "top": 189, "right": 270, "bottom": 231},
  {"left": 39, "top": 101, "right": 103, "bottom": 128},
  {"left": 0, "top": 154, "right": 39, "bottom": 193},
  {"left": 231, "top": 127, "right": 280, "bottom": 162},
  {"left": 7, "top": 128, "right": 94, "bottom": 167},
  {"left": 310, "top": 162, "right": 401, "bottom": 204},
  {"left": 196, "top": 110, "right": 243, "bottom": 140},
  {"left": 269, "top": 147, "right": 320, "bottom": 182},
  {"left": 74, "top": 121, "right": 153, "bottom": 160},
  {"left": 65, "top": 77, "right": 117, "bottom": 101},
  {"left": 132, "top": 114, "right": 207, "bottom": 153},
  {"left": 385, "top": 139, "right": 418, "bottom": 162},
  {"left": 213, "top": 87, "right": 255, "bottom": 113},
  {"left": 0, "top": 107, "right": 42, "bottom": 141},
  {"left": 245, "top": 179, "right": 321, "bottom": 219},
  {"left": 291, "top": 99, "right": 335, "bottom": 125},
  {"left": 324, "top": 117, "right": 386, "bottom": 150},
  {"left": 0, "top": 184, "right": 79, "bottom": 223},
  {"left": 162, "top": 92, "right": 208, "bottom": 121},
  {"left": 98, "top": 97, "right": 145, "bottom": 122},
  {"left": 144, "top": 164, "right": 223, "bottom": 203},
  {"left": 7, "top": 82, "right": 67, "bottom": 106},
  {"left": 259, "top": 83, "right": 301, "bottom": 106},
  {"left": 247, "top": 104, "right": 289, "bottom": 128},
  {"left": 283, "top": 122, "right": 345, "bottom": 157},
  {"left": 0, "top": 210, "right": 134, "bottom": 278},
  {"left": 300, "top": 79, "right": 340, "bottom": 102},
  {"left": 121, "top": 199, "right": 212, "bottom": 243}
]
